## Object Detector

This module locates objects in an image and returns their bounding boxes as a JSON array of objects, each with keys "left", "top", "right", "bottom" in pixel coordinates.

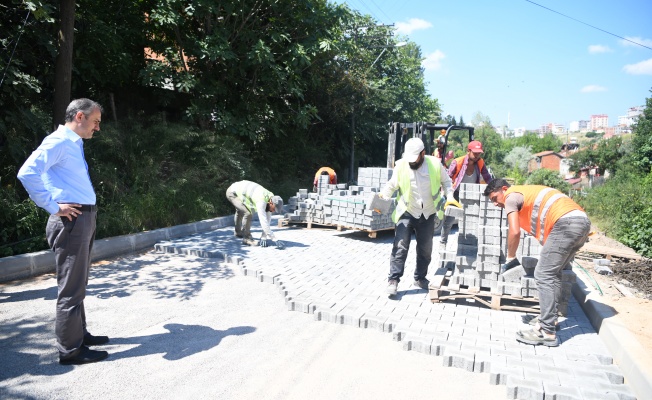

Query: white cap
[{"left": 403, "top": 138, "right": 425, "bottom": 163}]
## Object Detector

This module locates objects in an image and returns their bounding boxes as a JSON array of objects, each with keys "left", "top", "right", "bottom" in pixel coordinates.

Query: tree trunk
[{"left": 52, "top": 0, "right": 75, "bottom": 130}]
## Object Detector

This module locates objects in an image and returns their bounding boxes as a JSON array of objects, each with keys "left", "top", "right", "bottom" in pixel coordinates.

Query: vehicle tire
[{"left": 433, "top": 216, "right": 443, "bottom": 235}]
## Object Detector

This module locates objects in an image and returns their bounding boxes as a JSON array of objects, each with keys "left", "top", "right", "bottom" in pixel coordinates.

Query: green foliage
[
  {"left": 504, "top": 146, "right": 532, "bottom": 174},
  {"left": 88, "top": 117, "right": 253, "bottom": 237},
  {"left": 569, "top": 136, "right": 624, "bottom": 175},
  {"left": 630, "top": 89, "right": 652, "bottom": 173},
  {"left": 525, "top": 169, "right": 571, "bottom": 193},
  {"left": 0, "top": 186, "right": 49, "bottom": 256},
  {"left": 578, "top": 172, "right": 652, "bottom": 258}
]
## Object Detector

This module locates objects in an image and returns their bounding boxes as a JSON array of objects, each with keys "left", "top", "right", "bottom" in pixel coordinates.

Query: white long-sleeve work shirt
[{"left": 381, "top": 159, "right": 454, "bottom": 219}]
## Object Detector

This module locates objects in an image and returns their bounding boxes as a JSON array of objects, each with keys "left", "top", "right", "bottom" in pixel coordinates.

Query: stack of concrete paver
[
  {"left": 285, "top": 168, "right": 395, "bottom": 232},
  {"left": 440, "top": 183, "right": 576, "bottom": 315}
]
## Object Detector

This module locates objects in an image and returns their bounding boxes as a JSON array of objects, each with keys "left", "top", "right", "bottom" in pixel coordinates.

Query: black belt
[{"left": 79, "top": 204, "right": 97, "bottom": 212}]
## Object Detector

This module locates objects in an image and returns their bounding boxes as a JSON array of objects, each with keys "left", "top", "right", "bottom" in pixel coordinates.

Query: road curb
[
  {"left": 573, "top": 271, "right": 652, "bottom": 399},
  {"left": 0, "top": 215, "right": 233, "bottom": 283}
]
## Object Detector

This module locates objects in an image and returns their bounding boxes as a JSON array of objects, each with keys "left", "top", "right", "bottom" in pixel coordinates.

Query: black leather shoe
[
  {"left": 59, "top": 346, "right": 108, "bottom": 365},
  {"left": 83, "top": 333, "right": 110, "bottom": 346}
]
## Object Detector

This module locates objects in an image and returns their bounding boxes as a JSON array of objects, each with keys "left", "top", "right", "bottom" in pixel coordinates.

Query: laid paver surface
[{"left": 0, "top": 217, "right": 636, "bottom": 399}]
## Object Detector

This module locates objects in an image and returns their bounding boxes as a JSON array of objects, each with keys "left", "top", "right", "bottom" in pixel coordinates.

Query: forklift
[
  {"left": 386, "top": 122, "right": 475, "bottom": 234},
  {"left": 387, "top": 122, "right": 475, "bottom": 169}
]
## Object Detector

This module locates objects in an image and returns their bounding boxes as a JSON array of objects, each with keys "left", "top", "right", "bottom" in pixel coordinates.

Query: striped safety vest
[
  {"left": 232, "top": 180, "right": 273, "bottom": 214},
  {"left": 505, "top": 185, "right": 584, "bottom": 244},
  {"left": 392, "top": 156, "right": 444, "bottom": 223}
]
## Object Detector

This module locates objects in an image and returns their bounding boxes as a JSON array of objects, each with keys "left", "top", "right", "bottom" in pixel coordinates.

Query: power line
[
  {"left": 525, "top": 0, "right": 652, "bottom": 51},
  {"left": 0, "top": 10, "right": 31, "bottom": 89}
]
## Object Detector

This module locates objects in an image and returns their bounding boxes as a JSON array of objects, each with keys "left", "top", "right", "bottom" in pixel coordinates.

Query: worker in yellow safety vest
[
  {"left": 484, "top": 178, "right": 591, "bottom": 347},
  {"left": 226, "top": 180, "right": 285, "bottom": 249},
  {"left": 379, "top": 138, "right": 455, "bottom": 297}
]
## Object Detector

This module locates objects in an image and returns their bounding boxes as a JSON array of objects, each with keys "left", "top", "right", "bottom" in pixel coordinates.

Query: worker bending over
[
  {"left": 226, "top": 180, "right": 285, "bottom": 249},
  {"left": 313, "top": 167, "right": 337, "bottom": 192},
  {"left": 484, "top": 179, "right": 590, "bottom": 347}
]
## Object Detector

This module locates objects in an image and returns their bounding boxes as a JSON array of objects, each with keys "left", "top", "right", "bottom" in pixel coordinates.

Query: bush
[
  {"left": 525, "top": 169, "right": 571, "bottom": 193},
  {"left": 578, "top": 172, "right": 652, "bottom": 258},
  {"left": 5, "top": 117, "right": 256, "bottom": 254}
]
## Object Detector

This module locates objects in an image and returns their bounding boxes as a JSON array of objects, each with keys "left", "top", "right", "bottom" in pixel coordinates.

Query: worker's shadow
[{"left": 107, "top": 323, "right": 256, "bottom": 361}]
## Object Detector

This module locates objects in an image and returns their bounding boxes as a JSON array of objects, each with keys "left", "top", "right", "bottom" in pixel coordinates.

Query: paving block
[
  {"left": 541, "top": 382, "right": 583, "bottom": 400},
  {"left": 442, "top": 348, "right": 476, "bottom": 372},
  {"left": 489, "top": 364, "right": 525, "bottom": 385},
  {"left": 506, "top": 375, "right": 544, "bottom": 400}
]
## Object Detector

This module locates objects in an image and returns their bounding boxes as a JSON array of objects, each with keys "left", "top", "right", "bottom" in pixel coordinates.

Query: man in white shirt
[{"left": 381, "top": 138, "right": 454, "bottom": 296}]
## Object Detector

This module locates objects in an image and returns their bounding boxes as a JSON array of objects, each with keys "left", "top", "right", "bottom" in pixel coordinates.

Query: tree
[
  {"left": 568, "top": 136, "right": 624, "bottom": 176},
  {"left": 52, "top": 0, "right": 75, "bottom": 128},
  {"left": 504, "top": 146, "right": 532, "bottom": 174},
  {"left": 630, "top": 88, "right": 652, "bottom": 173},
  {"left": 526, "top": 169, "right": 571, "bottom": 193}
]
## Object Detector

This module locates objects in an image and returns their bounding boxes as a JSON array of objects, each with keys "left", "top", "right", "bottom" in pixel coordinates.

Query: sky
[{"left": 330, "top": 0, "right": 652, "bottom": 130}]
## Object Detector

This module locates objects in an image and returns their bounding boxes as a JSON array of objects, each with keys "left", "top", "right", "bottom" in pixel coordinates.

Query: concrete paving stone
[
  {"left": 541, "top": 382, "right": 583, "bottom": 400},
  {"left": 590, "top": 382, "right": 637, "bottom": 400},
  {"left": 505, "top": 375, "right": 544, "bottom": 400},
  {"left": 458, "top": 335, "right": 478, "bottom": 347},
  {"left": 526, "top": 354, "right": 557, "bottom": 368},
  {"left": 474, "top": 352, "right": 495, "bottom": 373},
  {"left": 523, "top": 368, "right": 560, "bottom": 385},
  {"left": 489, "top": 364, "right": 525, "bottom": 385},
  {"left": 402, "top": 334, "right": 432, "bottom": 354},
  {"left": 578, "top": 389, "right": 621, "bottom": 400},
  {"left": 391, "top": 323, "right": 421, "bottom": 341},
  {"left": 443, "top": 347, "right": 476, "bottom": 371},
  {"left": 140, "top": 219, "right": 638, "bottom": 399}
]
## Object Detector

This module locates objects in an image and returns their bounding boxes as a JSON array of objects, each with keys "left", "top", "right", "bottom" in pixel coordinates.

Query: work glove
[
  {"left": 275, "top": 240, "right": 285, "bottom": 250},
  {"left": 444, "top": 199, "right": 462, "bottom": 209},
  {"left": 259, "top": 238, "right": 268, "bottom": 247},
  {"left": 500, "top": 257, "right": 521, "bottom": 274}
]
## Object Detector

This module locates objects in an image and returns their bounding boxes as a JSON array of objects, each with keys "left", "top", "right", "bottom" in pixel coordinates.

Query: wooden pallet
[
  {"left": 428, "top": 268, "right": 540, "bottom": 313},
  {"left": 577, "top": 242, "right": 643, "bottom": 261},
  {"left": 277, "top": 218, "right": 333, "bottom": 230},
  {"left": 335, "top": 224, "right": 394, "bottom": 238},
  {"left": 277, "top": 219, "right": 393, "bottom": 238}
]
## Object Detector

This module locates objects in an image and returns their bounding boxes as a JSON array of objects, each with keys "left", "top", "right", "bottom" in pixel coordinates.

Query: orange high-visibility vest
[
  {"left": 313, "top": 167, "right": 337, "bottom": 186},
  {"left": 505, "top": 185, "right": 584, "bottom": 244},
  {"left": 452, "top": 155, "right": 486, "bottom": 182}
]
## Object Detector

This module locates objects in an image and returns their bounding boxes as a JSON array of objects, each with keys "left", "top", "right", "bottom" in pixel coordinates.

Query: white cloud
[
  {"left": 588, "top": 44, "right": 611, "bottom": 54},
  {"left": 620, "top": 36, "right": 652, "bottom": 48},
  {"left": 623, "top": 58, "right": 652, "bottom": 75},
  {"left": 395, "top": 18, "right": 432, "bottom": 35},
  {"left": 422, "top": 50, "right": 446, "bottom": 71},
  {"left": 580, "top": 85, "right": 607, "bottom": 93}
]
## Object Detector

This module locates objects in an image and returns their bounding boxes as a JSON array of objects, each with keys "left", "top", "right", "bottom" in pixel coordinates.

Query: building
[
  {"left": 569, "top": 121, "right": 579, "bottom": 132},
  {"left": 538, "top": 124, "right": 552, "bottom": 135},
  {"left": 528, "top": 150, "right": 565, "bottom": 173},
  {"left": 590, "top": 114, "right": 608, "bottom": 131},
  {"left": 513, "top": 127, "right": 526, "bottom": 137},
  {"left": 618, "top": 106, "right": 644, "bottom": 134}
]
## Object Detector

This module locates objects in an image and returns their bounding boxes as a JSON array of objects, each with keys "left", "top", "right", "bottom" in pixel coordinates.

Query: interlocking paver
[{"left": 155, "top": 217, "right": 637, "bottom": 400}]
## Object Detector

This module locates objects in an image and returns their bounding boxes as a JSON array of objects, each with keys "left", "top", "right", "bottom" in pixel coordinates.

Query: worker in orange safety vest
[
  {"left": 484, "top": 179, "right": 591, "bottom": 347},
  {"left": 440, "top": 140, "right": 493, "bottom": 246},
  {"left": 312, "top": 167, "right": 337, "bottom": 192}
]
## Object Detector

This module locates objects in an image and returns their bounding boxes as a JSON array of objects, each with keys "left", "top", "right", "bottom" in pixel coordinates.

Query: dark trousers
[
  {"left": 389, "top": 212, "right": 435, "bottom": 282},
  {"left": 46, "top": 211, "right": 97, "bottom": 357}
]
